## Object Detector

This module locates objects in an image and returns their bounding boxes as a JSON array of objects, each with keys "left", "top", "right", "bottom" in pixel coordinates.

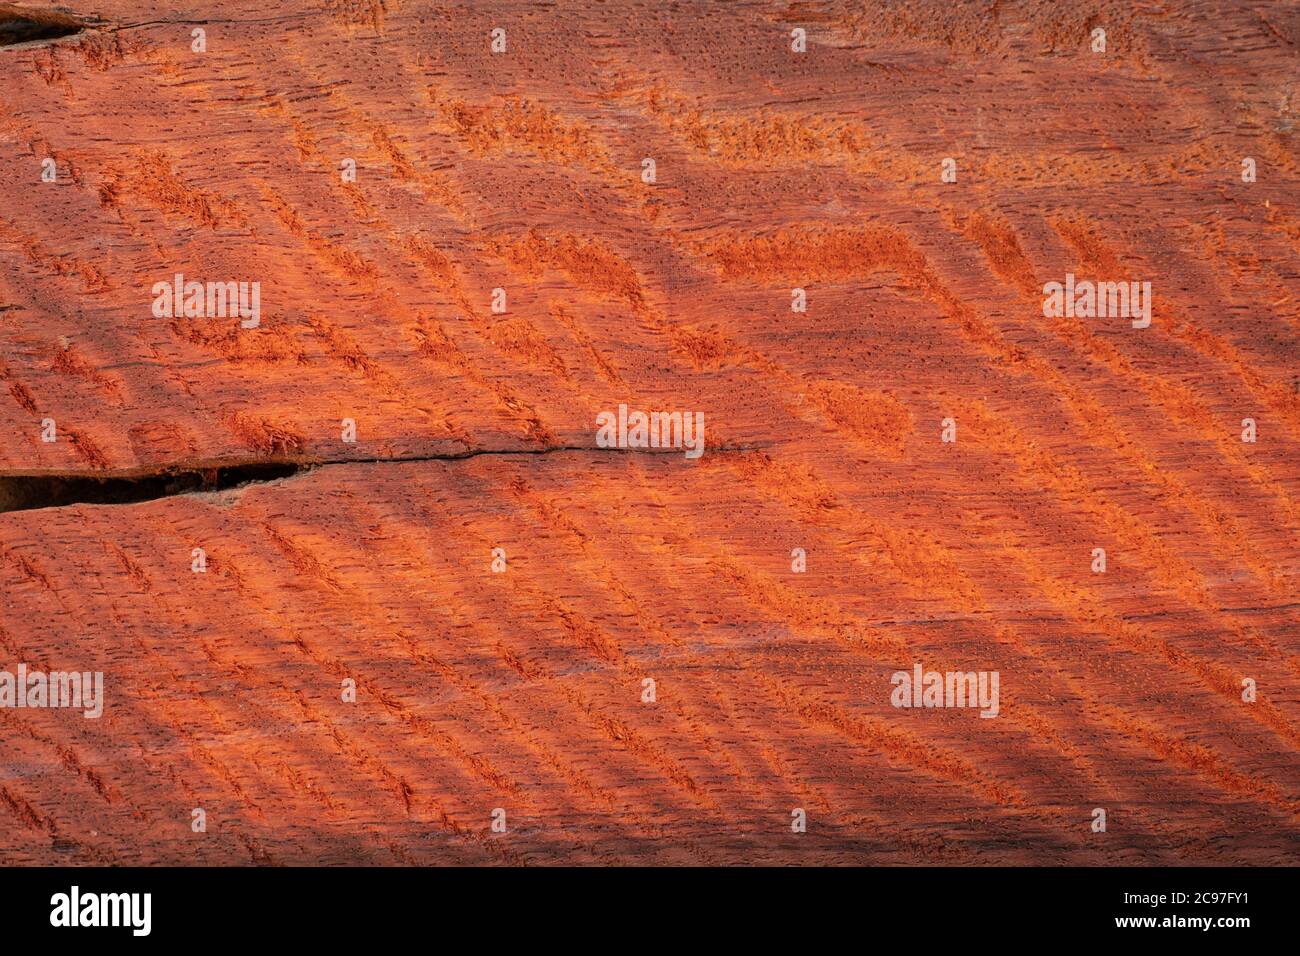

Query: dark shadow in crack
[
  {"left": 0, "top": 4, "right": 88, "bottom": 47},
  {"left": 0, "top": 462, "right": 302, "bottom": 513}
]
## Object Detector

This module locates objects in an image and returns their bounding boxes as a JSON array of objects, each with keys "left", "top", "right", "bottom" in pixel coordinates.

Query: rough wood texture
[{"left": 0, "top": 1, "right": 1297, "bottom": 864}]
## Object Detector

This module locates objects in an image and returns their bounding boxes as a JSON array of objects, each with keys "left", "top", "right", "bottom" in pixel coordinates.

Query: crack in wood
[
  {"left": 0, "top": 4, "right": 90, "bottom": 47},
  {"left": 0, "top": 443, "right": 770, "bottom": 512}
]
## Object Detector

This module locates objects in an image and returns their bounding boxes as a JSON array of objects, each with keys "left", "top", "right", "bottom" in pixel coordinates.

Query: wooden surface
[{"left": 0, "top": 0, "right": 1297, "bottom": 864}]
